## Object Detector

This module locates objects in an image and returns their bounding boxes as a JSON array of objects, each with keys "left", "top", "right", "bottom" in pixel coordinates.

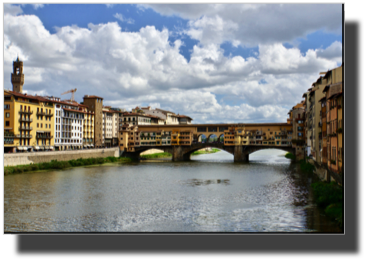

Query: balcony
[
  {"left": 19, "top": 126, "right": 33, "bottom": 131},
  {"left": 16, "top": 134, "right": 33, "bottom": 139},
  {"left": 19, "top": 118, "right": 33, "bottom": 122},
  {"left": 4, "top": 132, "right": 16, "bottom": 138},
  {"left": 19, "top": 110, "right": 33, "bottom": 115},
  {"left": 36, "top": 134, "right": 54, "bottom": 139}
]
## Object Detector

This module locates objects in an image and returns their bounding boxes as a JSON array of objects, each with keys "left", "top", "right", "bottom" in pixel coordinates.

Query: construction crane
[{"left": 61, "top": 88, "right": 77, "bottom": 102}]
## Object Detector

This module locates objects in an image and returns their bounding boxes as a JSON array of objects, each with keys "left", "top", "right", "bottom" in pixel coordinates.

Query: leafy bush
[
  {"left": 105, "top": 156, "right": 117, "bottom": 162},
  {"left": 299, "top": 159, "right": 315, "bottom": 174},
  {"left": 96, "top": 157, "right": 105, "bottom": 164},
  {"left": 13, "top": 167, "right": 24, "bottom": 173},
  {"left": 311, "top": 181, "right": 343, "bottom": 208},
  {"left": 311, "top": 181, "right": 343, "bottom": 228},
  {"left": 285, "top": 153, "right": 296, "bottom": 160}
]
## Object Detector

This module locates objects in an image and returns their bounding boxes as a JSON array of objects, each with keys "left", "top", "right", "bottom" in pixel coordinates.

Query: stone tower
[
  {"left": 83, "top": 95, "right": 104, "bottom": 148},
  {"left": 11, "top": 56, "right": 25, "bottom": 93}
]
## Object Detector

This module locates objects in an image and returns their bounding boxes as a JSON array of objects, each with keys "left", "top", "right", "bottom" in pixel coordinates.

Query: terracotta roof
[
  {"left": 328, "top": 90, "right": 343, "bottom": 100},
  {"left": 318, "top": 96, "right": 327, "bottom": 102},
  {"left": 155, "top": 108, "right": 175, "bottom": 114},
  {"left": 5, "top": 90, "right": 41, "bottom": 101},
  {"left": 178, "top": 115, "right": 193, "bottom": 120},
  {"left": 62, "top": 107, "right": 87, "bottom": 114},
  {"left": 84, "top": 95, "right": 103, "bottom": 99}
]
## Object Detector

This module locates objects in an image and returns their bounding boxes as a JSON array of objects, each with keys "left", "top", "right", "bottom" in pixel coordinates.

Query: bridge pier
[
  {"left": 121, "top": 151, "right": 140, "bottom": 160},
  {"left": 234, "top": 146, "right": 249, "bottom": 162},
  {"left": 172, "top": 146, "right": 191, "bottom": 161}
]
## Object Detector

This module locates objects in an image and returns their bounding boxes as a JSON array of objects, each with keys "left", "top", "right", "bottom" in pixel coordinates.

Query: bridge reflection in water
[{"left": 120, "top": 123, "right": 296, "bottom": 162}]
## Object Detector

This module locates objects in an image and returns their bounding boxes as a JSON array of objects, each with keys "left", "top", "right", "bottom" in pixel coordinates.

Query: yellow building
[
  {"left": 83, "top": 108, "right": 95, "bottom": 148},
  {"left": 4, "top": 90, "right": 55, "bottom": 153}
]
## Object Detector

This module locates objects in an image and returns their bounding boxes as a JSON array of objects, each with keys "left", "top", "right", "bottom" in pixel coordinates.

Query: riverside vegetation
[
  {"left": 4, "top": 156, "right": 133, "bottom": 176},
  {"left": 4, "top": 149, "right": 222, "bottom": 174},
  {"left": 285, "top": 153, "right": 343, "bottom": 228}
]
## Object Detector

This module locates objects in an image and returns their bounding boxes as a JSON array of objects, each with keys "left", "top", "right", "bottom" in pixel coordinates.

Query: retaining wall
[
  {"left": 4, "top": 148, "right": 120, "bottom": 167},
  {"left": 309, "top": 159, "right": 343, "bottom": 185}
]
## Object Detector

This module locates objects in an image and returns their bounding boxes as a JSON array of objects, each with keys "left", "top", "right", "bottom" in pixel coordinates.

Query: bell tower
[{"left": 11, "top": 56, "right": 24, "bottom": 93}]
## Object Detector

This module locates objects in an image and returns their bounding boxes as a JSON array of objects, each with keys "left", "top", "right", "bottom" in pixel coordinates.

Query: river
[{"left": 4, "top": 149, "right": 342, "bottom": 232}]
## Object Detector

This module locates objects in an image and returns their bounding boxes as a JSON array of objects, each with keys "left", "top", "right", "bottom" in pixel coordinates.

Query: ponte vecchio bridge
[{"left": 119, "top": 123, "right": 295, "bottom": 162}]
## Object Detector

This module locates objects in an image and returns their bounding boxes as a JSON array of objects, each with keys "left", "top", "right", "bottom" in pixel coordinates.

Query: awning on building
[
  {"left": 33, "top": 146, "right": 40, "bottom": 150},
  {"left": 23, "top": 147, "right": 28, "bottom": 150},
  {"left": 17, "top": 146, "right": 23, "bottom": 150},
  {"left": 39, "top": 146, "right": 45, "bottom": 150},
  {"left": 49, "top": 146, "right": 54, "bottom": 150}
]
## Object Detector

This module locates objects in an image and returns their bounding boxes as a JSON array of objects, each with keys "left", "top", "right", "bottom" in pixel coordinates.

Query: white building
[
  {"left": 137, "top": 106, "right": 192, "bottom": 125},
  {"left": 102, "top": 107, "right": 120, "bottom": 147},
  {"left": 46, "top": 96, "right": 86, "bottom": 150}
]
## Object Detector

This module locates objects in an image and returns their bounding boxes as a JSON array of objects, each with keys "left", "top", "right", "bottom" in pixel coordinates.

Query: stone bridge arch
[
  {"left": 243, "top": 146, "right": 295, "bottom": 156},
  {"left": 180, "top": 143, "right": 234, "bottom": 160},
  {"left": 122, "top": 144, "right": 295, "bottom": 162}
]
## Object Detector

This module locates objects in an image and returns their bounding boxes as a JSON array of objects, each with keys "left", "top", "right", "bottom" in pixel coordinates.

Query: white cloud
[
  {"left": 4, "top": 11, "right": 341, "bottom": 123},
  {"left": 144, "top": 4, "right": 342, "bottom": 47},
  {"left": 316, "top": 41, "right": 342, "bottom": 61},
  {"left": 4, "top": 4, "right": 23, "bottom": 16},
  {"left": 106, "top": 4, "right": 114, "bottom": 8},
  {"left": 113, "top": 13, "right": 135, "bottom": 24},
  {"left": 32, "top": 4, "right": 44, "bottom": 10}
]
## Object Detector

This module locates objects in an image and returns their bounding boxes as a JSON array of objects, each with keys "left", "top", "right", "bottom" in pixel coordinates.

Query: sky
[{"left": 3, "top": 3, "right": 343, "bottom": 124}]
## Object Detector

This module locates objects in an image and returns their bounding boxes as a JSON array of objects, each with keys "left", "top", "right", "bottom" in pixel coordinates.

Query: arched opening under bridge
[{"left": 197, "top": 134, "right": 207, "bottom": 143}]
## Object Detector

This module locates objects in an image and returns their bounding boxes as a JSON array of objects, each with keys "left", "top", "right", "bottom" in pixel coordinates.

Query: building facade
[
  {"left": 83, "top": 95, "right": 104, "bottom": 148},
  {"left": 322, "top": 65, "right": 343, "bottom": 173},
  {"left": 4, "top": 90, "right": 55, "bottom": 153},
  {"left": 289, "top": 101, "right": 306, "bottom": 160}
]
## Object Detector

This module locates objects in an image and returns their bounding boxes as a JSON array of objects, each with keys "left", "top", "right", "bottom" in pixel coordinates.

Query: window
[
  {"left": 37, "top": 123, "right": 39, "bottom": 127},
  {"left": 49, "top": 124, "right": 51, "bottom": 129},
  {"left": 45, "top": 124, "right": 47, "bottom": 128},
  {"left": 5, "top": 121, "right": 10, "bottom": 126},
  {"left": 4, "top": 104, "right": 10, "bottom": 109},
  {"left": 6, "top": 112, "right": 10, "bottom": 118}
]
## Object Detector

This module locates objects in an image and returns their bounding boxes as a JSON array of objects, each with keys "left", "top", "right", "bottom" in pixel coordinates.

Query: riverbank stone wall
[{"left": 4, "top": 148, "right": 120, "bottom": 167}]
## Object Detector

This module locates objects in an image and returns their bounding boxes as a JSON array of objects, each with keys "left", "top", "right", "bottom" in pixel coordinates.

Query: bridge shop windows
[{"left": 197, "top": 127, "right": 207, "bottom": 132}]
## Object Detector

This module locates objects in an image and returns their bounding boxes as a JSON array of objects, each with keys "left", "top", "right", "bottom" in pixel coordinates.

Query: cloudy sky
[{"left": 3, "top": 3, "right": 342, "bottom": 123}]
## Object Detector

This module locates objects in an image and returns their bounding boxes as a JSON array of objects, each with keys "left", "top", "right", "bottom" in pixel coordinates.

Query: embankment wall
[
  {"left": 4, "top": 148, "right": 120, "bottom": 167},
  {"left": 309, "top": 159, "right": 343, "bottom": 185}
]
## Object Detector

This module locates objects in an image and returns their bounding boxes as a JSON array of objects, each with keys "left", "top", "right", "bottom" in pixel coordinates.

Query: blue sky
[{"left": 3, "top": 3, "right": 343, "bottom": 123}]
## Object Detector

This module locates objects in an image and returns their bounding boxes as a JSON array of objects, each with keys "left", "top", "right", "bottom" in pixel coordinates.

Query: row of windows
[
  {"left": 35, "top": 116, "right": 52, "bottom": 121},
  {"left": 36, "top": 123, "right": 51, "bottom": 129}
]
